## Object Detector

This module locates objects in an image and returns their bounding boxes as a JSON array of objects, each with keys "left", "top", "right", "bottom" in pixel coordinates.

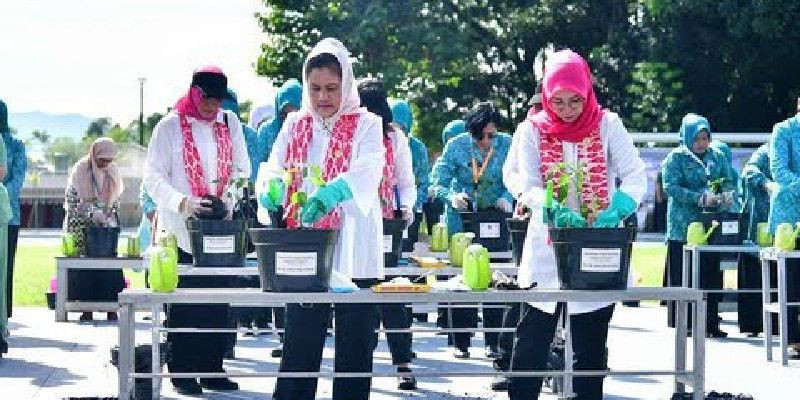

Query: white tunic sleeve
[
  {"left": 502, "top": 130, "right": 524, "bottom": 198},
  {"left": 605, "top": 113, "right": 647, "bottom": 205},
  {"left": 144, "top": 117, "right": 184, "bottom": 214},
  {"left": 339, "top": 113, "right": 385, "bottom": 215},
  {"left": 511, "top": 121, "right": 547, "bottom": 209},
  {"left": 391, "top": 130, "right": 417, "bottom": 209}
]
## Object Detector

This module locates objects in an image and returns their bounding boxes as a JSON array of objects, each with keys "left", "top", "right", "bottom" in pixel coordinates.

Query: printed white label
[
  {"left": 721, "top": 221, "right": 739, "bottom": 235},
  {"left": 479, "top": 222, "right": 502, "bottom": 239},
  {"left": 202, "top": 235, "right": 235, "bottom": 254},
  {"left": 383, "top": 235, "right": 394, "bottom": 253},
  {"left": 580, "top": 248, "right": 622, "bottom": 273},
  {"left": 275, "top": 252, "right": 317, "bottom": 276},
  {"left": 402, "top": 228, "right": 409, "bottom": 239}
]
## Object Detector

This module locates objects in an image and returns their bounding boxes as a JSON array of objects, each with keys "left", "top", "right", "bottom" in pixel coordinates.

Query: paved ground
[{"left": 2, "top": 304, "right": 798, "bottom": 399}]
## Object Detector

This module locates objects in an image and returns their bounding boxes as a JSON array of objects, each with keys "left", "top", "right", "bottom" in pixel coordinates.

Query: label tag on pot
[
  {"left": 383, "top": 235, "right": 393, "bottom": 253},
  {"left": 580, "top": 248, "right": 621, "bottom": 273},
  {"left": 203, "top": 235, "right": 235, "bottom": 254},
  {"left": 275, "top": 252, "right": 317, "bottom": 276},
  {"left": 721, "top": 221, "right": 739, "bottom": 235},
  {"left": 479, "top": 222, "right": 501, "bottom": 239},
  {"left": 402, "top": 228, "right": 409, "bottom": 239}
]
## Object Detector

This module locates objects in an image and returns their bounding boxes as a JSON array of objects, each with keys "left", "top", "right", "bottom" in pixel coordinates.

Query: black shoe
[
  {"left": 707, "top": 329, "right": 728, "bottom": 339},
  {"left": 173, "top": 378, "right": 203, "bottom": 396},
  {"left": 79, "top": 312, "right": 93, "bottom": 322},
  {"left": 0, "top": 338, "right": 7, "bottom": 356},
  {"left": 410, "top": 351, "right": 417, "bottom": 359},
  {"left": 397, "top": 367, "right": 417, "bottom": 390},
  {"left": 453, "top": 349, "right": 470, "bottom": 359},
  {"left": 106, "top": 312, "right": 118, "bottom": 321},
  {"left": 486, "top": 347, "right": 501, "bottom": 359},
  {"left": 243, "top": 329, "right": 256, "bottom": 337},
  {"left": 199, "top": 377, "right": 239, "bottom": 391},
  {"left": 271, "top": 348, "right": 283, "bottom": 358},
  {"left": 491, "top": 376, "right": 509, "bottom": 391}
]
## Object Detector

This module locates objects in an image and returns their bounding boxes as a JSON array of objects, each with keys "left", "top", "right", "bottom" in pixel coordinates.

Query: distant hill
[{"left": 8, "top": 111, "right": 92, "bottom": 141}]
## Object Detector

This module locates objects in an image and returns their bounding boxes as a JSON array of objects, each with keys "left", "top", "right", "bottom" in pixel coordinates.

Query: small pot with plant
[
  {"left": 698, "top": 177, "right": 746, "bottom": 245},
  {"left": 459, "top": 178, "right": 513, "bottom": 252},
  {"left": 543, "top": 162, "right": 636, "bottom": 290},
  {"left": 185, "top": 171, "right": 249, "bottom": 268},
  {"left": 250, "top": 165, "right": 339, "bottom": 292}
]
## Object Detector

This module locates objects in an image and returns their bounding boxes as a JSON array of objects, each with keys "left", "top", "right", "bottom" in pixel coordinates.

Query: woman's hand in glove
[
  {"left": 495, "top": 198, "right": 513, "bottom": 213},
  {"left": 449, "top": 192, "right": 470, "bottom": 210}
]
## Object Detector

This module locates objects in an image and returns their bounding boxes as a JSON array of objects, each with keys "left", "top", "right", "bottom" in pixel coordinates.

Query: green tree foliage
[
  {"left": 85, "top": 117, "right": 111, "bottom": 137},
  {"left": 626, "top": 62, "right": 690, "bottom": 132},
  {"left": 45, "top": 136, "right": 88, "bottom": 166}
]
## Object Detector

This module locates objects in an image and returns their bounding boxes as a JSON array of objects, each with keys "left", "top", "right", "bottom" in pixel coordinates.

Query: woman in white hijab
[{"left": 256, "top": 38, "right": 385, "bottom": 400}]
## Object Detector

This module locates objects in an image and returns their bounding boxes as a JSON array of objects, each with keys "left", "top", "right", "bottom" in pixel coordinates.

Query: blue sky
[{"left": 0, "top": 0, "right": 276, "bottom": 124}]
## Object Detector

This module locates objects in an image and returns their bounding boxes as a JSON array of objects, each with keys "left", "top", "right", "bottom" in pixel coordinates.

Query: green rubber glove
[
  {"left": 592, "top": 191, "right": 637, "bottom": 228},
  {"left": 258, "top": 177, "right": 285, "bottom": 212},
  {"left": 552, "top": 202, "right": 587, "bottom": 228},
  {"left": 301, "top": 178, "right": 354, "bottom": 225}
]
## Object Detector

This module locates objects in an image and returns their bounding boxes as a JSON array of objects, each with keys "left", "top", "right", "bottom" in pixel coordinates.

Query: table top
[
  {"left": 760, "top": 247, "right": 800, "bottom": 261},
  {"left": 118, "top": 286, "right": 703, "bottom": 305},
  {"left": 683, "top": 243, "right": 761, "bottom": 253}
]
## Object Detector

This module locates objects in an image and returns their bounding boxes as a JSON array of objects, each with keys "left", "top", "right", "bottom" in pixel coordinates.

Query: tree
[
  {"left": 256, "top": 0, "right": 643, "bottom": 150},
  {"left": 86, "top": 117, "right": 112, "bottom": 137},
  {"left": 31, "top": 129, "right": 50, "bottom": 145},
  {"left": 106, "top": 124, "right": 134, "bottom": 144},
  {"left": 45, "top": 136, "right": 88, "bottom": 167},
  {"left": 626, "top": 62, "right": 691, "bottom": 132}
]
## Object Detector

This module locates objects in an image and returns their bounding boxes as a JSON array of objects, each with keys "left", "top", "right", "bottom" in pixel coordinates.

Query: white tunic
[
  {"left": 256, "top": 110, "right": 386, "bottom": 280},
  {"left": 508, "top": 112, "right": 647, "bottom": 314},
  {"left": 389, "top": 128, "right": 417, "bottom": 210},
  {"left": 143, "top": 110, "right": 251, "bottom": 252}
]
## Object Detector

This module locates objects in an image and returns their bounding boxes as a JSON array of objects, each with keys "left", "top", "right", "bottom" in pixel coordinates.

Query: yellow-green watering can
[
  {"left": 127, "top": 235, "right": 141, "bottom": 258},
  {"left": 756, "top": 222, "right": 773, "bottom": 247},
  {"left": 774, "top": 223, "right": 800, "bottom": 251},
  {"left": 449, "top": 232, "right": 475, "bottom": 267},
  {"left": 148, "top": 246, "right": 179, "bottom": 293},
  {"left": 61, "top": 233, "right": 77, "bottom": 257},
  {"left": 463, "top": 244, "right": 490, "bottom": 291},
  {"left": 686, "top": 220, "right": 719, "bottom": 245},
  {"left": 431, "top": 221, "right": 449, "bottom": 252}
]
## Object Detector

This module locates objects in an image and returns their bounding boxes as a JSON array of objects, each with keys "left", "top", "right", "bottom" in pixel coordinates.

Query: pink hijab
[
  {"left": 174, "top": 65, "right": 225, "bottom": 122},
  {"left": 68, "top": 137, "right": 123, "bottom": 205},
  {"left": 529, "top": 50, "right": 605, "bottom": 143}
]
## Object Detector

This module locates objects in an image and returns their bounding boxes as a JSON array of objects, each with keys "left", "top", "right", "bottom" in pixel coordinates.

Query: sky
[{"left": 0, "top": 0, "right": 277, "bottom": 124}]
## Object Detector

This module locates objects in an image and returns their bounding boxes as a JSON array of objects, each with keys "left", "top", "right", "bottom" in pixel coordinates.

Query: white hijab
[{"left": 301, "top": 38, "right": 362, "bottom": 127}]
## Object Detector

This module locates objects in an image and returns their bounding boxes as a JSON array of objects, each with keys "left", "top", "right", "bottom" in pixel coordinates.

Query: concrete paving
[{"left": 1, "top": 305, "right": 797, "bottom": 399}]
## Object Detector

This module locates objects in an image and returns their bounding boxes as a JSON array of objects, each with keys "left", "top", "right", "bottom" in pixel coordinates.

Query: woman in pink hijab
[
  {"left": 502, "top": 50, "right": 646, "bottom": 399},
  {"left": 63, "top": 137, "right": 124, "bottom": 321}
]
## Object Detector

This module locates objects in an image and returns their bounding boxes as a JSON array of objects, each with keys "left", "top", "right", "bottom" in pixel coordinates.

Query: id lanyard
[{"left": 470, "top": 144, "right": 494, "bottom": 210}]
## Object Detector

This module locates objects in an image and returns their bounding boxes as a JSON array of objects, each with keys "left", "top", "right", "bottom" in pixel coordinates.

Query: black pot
[
  {"left": 549, "top": 227, "right": 635, "bottom": 290},
  {"left": 186, "top": 219, "right": 247, "bottom": 267},
  {"left": 384, "top": 218, "right": 406, "bottom": 268},
  {"left": 422, "top": 200, "right": 445, "bottom": 235},
  {"left": 460, "top": 209, "right": 512, "bottom": 252},
  {"left": 249, "top": 227, "right": 339, "bottom": 292},
  {"left": 84, "top": 226, "right": 120, "bottom": 257},
  {"left": 507, "top": 217, "right": 530, "bottom": 267},
  {"left": 45, "top": 292, "right": 56, "bottom": 310},
  {"left": 196, "top": 195, "right": 227, "bottom": 220},
  {"left": 701, "top": 211, "right": 746, "bottom": 245}
]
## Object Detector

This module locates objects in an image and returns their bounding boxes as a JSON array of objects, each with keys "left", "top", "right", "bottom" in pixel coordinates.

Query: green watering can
[
  {"left": 431, "top": 221, "right": 449, "bottom": 252},
  {"left": 756, "top": 222, "right": 773, "bottom": 247},
  {"left": 158, "top": 233, "right": 178, "bottom": 253},
  {"left": 126, "top": 236, "right": 141, "bottom": 258},
  {"left": 686, "top": 220, "right": 719, "bottom": 245},
  {"left": 463, "top": 244, "right": 490, "bottom": 291},
  {"left": 61, "top": 233, "right": 76, "bottom": 257},
  {"left": 449, "top": 232, "right": 475, "bottom": 267},
  {"left": 148, "top": 246, "right": 179, "bottom": 293},
  {"left": 774, "top": 223, "right": 800, "bottom": 251}
]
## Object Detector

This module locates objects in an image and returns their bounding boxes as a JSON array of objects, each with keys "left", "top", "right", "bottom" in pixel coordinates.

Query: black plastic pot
[
  {"left": 384, "top": 218, "right": 406, "bottom": 268},
  {"left": 549, "top": 227, "right": 635, "bottom": 290},
  {"left": 249, "top": 227, "right": 339, "bottom": 292},
  {"left": 45, "top": 292, "right": 56, "bottom": 310},
  {"left": 186, "top": 219, "right": 247, "bottom": 267},
  {"left": 401, "top": 211, "right": 423, "bottom": 252},
  {"left": 460, "top": 209, "right": 512, "bottom": 251},
  {"left": 423, "top": 200, "right": 445, "bottom": 235},
  {"left": 84, "top": 226, "right": 120, "bottom": 257},
  {"left": 507, "top": 217, "right": 530, "bottom": 267},
  {"left": 701, "top": 211, "right": 746, "bottom": 245}
]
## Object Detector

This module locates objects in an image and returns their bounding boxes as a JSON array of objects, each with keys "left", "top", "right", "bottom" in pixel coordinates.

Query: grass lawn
[
  {"left": 12, "top": 244, "right": 145, "bottom": 307},
  {"left": 12, "top": 242, "right": 673, "bottom": 307}
]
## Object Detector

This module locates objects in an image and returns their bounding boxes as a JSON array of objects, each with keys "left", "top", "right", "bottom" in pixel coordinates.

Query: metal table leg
[
  {"left": 693, "top": 295, "right": 706, "bottom": 400},
  {"left": 674, "top": 299, "right": 687, "bottom": 394},
  {"left": 761, "top": 256, "right": 773, "bottom": 361},
  {"left": 151, "top": 305, "right": 162, "bottom": 398},
  {"left": 778, "top": 256, "right": 789, "bottom": 366},
  {"left": 691, "top": 248, "right": 701, "bottom": 330},
  {"left": 561, "top": 302, "right": 574, "bottom": 399},
  {"left": 56, "top": 260, "right": 67, "bottom": 322},
  {"left": 118, "top": 303, "right": 134, "bottom": 400}
]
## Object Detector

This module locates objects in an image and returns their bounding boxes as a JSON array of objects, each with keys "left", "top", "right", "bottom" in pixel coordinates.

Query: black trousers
[
  {"left": 509, "top": 303, "right": 614, "bottom": 400},
  {"left": 273, "top": 280, "right": 379, "bottom": 400},
  {"left": 494, "top": 302, "right": 522, "bottom": 372},
  {"left": 5, "top": 226, "right": 18, "bottom": 318},
  {"left": 379, "top": 303, "right": 413, "bottom": 365},
  {"left": 483, "top": 303, "right": 506, "bottom": 350},
  {"left": 664, "top": 240, "right": 722, "bottom": 331},
  {"left": 438, "top": 306, "right": 477, "bottom": 351},
  {"left": 167, "top": 250, "right": 232, "bottom": 385}
]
